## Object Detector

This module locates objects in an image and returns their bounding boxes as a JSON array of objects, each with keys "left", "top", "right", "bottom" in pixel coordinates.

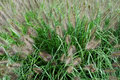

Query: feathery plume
[
  {"left": 0, "top": 38, "right": 8, "bottom": 45},
  {"left": 73, "top": 57, "right": 81, "bottom": 66},
  {"left": 8, "top": 72, "right": 18, "bottom": 80},
  {"left": 8, "top": 63, "right": 21, "bottom": 69},
  {"left": 39, "top": 51, "right": 52, "bottom": 62},
  {"left": 70, "top": 11, "right": 76, "bottom": 28},
  {"left": 0, "top": 47, "right": 5, "bottom": 55},
  {"left": 55, "top": 26, "right": 63, "bottom": 38},
  {"left": 10, "top": 22, "right": 21, "bottom": 33},
  {"left": 20, "top": 35, "right": 34, "bottom": 45},
  {"left": 114, "top": 44, "right": 120, "bottom": 48},
  {"left": 42, "top": 11, "right": 49, "bottom": 24},
  {"left": 62, "top": 17, "right": 68, "bottom": 30},
  {"left": 83, "top": 64, "right": 96, "bottom": 72},
  {"left": 109, "top": 76, "right": 118, "bottom": 80},
  {"left": 10, "top": 45, "right": 21, "bottom": 55},
  {"left": 67, "top": 66, "right": 74, "bottom": 73},
  {"left": 65, "top": 56, "right": 72, "bottom": 65},
  {"left": 33, "top": 67, "right": 43, "bottom": 74},
  {"left": 104, "top": 69, "right": 116, "bottom": 73},
  {"left": 85, "top": 39, "right": 101, "bottom": 50},
  {"left": 74, "top": 77, "right": 80, "bottom": 80},
  {"left": 27, "top": 27, "right": 37, "bottom": 37},
  {"left": 68, "top": 45, "right": 76, "bottom": 56},
  {"left": 60, "top": 54, "right": 65, "bottom": 62},
  {"left": 65, "top": 35, "right": 71, "bottom": 45},
  {"left": 0, "top": 60, "right": 8, "bottom": 64}
]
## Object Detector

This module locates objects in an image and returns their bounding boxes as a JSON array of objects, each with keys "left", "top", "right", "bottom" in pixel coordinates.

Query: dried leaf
[
  {"left": 60, "top": 54, "right": 65, "bottom": 62},
  {"left": 0, "top": 47, "right": 5, "bottom": 55},
  {"left": 39, "top": 52, "right": 52, "bottom": 62},
  {"left": 68, "top": 45, "right": 76, "bottom": 56},
  {"left": 83, "top": 64, "right": 96, "bottom": 72},
  {"left": 111, "top": 51, "right": 120, "bottom": 57},
  {"left": 65, "top": 56, "right": 72, "bottom": 65},
  {"left": 56, "top": 26, "right": 63, "bottom": 38},
  {"left": 65, "top": 35, "right": 71, "bottom": 45},
  {"left": 67, "top": 66, "right": 74, "bottom": 73},
  {"left": 33, "top": 68, "right": 42, "bottom": 74},
  {"left": 85, "top": 39, "right": 101, "bottom": 50},
  {"left": 27, "top": 27, "right": 37, "bottom": 37},
  {"left": 73, "top": 57, "right": 81, "bottom": 66}
]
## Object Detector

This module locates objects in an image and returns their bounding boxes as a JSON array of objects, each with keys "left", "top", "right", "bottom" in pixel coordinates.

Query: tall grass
[{"left": 0, "top": 0, "right": 120, "bottom": 80}]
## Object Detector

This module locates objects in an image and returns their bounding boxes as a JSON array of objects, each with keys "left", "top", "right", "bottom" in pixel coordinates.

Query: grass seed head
[
  {"left": 8, "top": 63, "right": 21, "bottom": 68},
  {"left": 10, "top": 45, "right": 21, "bottom": 55},
  {"left": 83, "top": 64, "right": 96, "bottom": 73},
  {"left": 20, "top": 35, "right": 34, "bottom": 45},
  {"left": 62, "top": 17, "right": 68, "bottom": 30},
  {"left": 60, "top": 54, "right": 65, "bottom": 62},
  {"left": 65, "top": 35, "right": 71, "bottom": 45},
  {"left": 114, "top": 44, "right": 120, "bottom": 48},
  {"left": 21, "top": 45, "right": 33, "bottom": 56},
  {"left": 0, "top": 38, "right": 8, "bottom": 45},
  {"left": 74, "top": 77, "right": 80, "bottom": 80},
  {"left": 104, "top": 69, "right": 116, "bottom": 73},
  {"left": 112, "top": 63, "right": 120, "bottom": 68},
  {"left": 10, "top": 22, "right": 21, "bottom": 33},
  {"left": 33, "top": 67, "right": 43, "bottom": 74},
  {"left": 68, "top": 45, "right": 76, "bottom": 56},
  {"left": 111, "top": 51, "right": 120, "bottom": 57},
  {"left": 56, "top": 26, "right": 63, "bottom": 38},
  {"left": 85, "top": 39, "right": 101, "bottom": 50},
  {"left": 8, "top": 72, "right": 18, "bottom": 80},
  {"left": 70, "top": 12, "right": 76, "bottom": 28},
  {"left": 0, "top": 60, "right": 8, "bottom": 64},
  {"left": 0, "top": 47, "right": 5, "bottom": 55},
  {"left": 73, "top": 57, "right": 81, "bottom": 66},
  {"left": 39, "top": 51, "right": 52, "bottom": 62},
  {"left": 109, "top": 76, "right": 118, "bottom": 80},
  {"left": 27, "top": 27, "right": 37, "bottom": 37},
  {"left": 67, "top": 66, "right": 74, "bottom": 73},
  {"left": 65, "top": 56, "right": 72, "bottom": 65}
]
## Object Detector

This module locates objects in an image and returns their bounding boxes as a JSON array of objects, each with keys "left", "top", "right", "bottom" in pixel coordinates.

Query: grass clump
[{"left": 0, "top": 0, "right": 120, "bottom": 80}]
